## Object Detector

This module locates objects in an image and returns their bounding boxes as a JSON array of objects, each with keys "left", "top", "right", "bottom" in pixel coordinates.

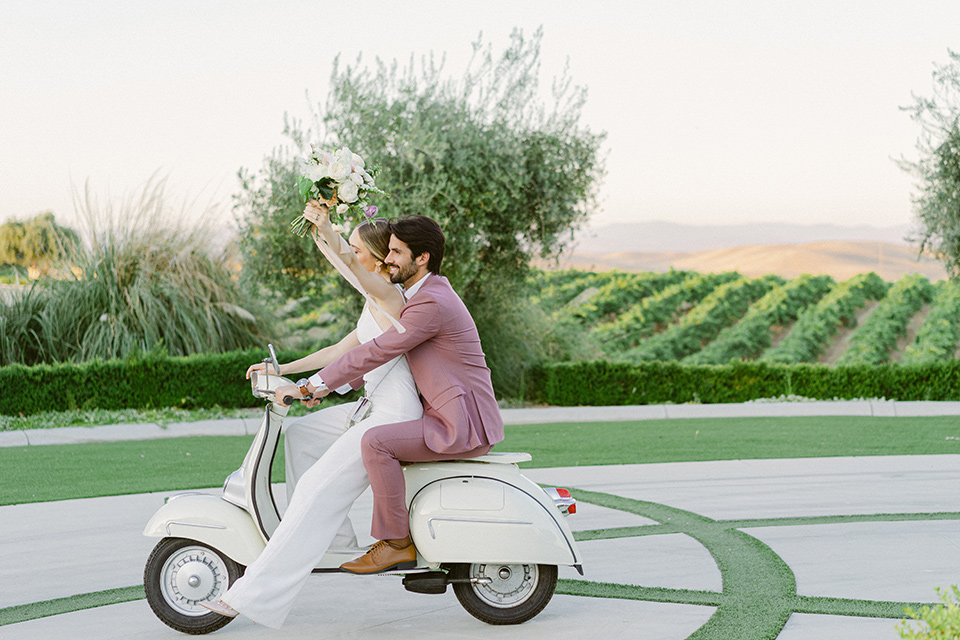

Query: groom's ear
[{"left": 415, "top": 252, "right": 430, "bottom": 267}]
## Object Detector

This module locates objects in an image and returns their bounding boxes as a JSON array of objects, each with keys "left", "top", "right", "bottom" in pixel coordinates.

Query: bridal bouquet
[{"left": 292, "top": 145, "right": 385, "bottom": 236}]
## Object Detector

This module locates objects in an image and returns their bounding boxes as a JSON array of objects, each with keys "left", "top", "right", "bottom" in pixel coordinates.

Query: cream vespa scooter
[{"left": 143, "top": 346, "right": 582, "bottom": 634}]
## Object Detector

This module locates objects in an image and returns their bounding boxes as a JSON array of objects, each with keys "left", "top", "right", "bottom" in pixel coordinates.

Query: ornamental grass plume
[{"left": 0, "top": 176, "right": 274, "bottom": 366}]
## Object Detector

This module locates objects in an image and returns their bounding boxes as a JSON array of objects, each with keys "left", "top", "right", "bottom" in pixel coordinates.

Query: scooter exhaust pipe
[{"left": 402, "top": 571, "right": 493, "bottom": 595}]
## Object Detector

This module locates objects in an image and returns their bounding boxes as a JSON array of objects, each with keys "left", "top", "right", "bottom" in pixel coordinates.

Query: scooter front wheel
[
  {"left": 144, "top": 537, "right": 245, "bottom": 635},
  {"left": 448, "top": 563, "right": 558, "bottom": 625}
]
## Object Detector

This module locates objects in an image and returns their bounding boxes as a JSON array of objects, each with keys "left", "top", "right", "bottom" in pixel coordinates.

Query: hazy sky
[{"left": 2, "top": 0, "right": 959, "bottom": 231}]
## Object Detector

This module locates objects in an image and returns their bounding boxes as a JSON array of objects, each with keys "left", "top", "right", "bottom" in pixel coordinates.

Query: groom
[{"left": 300, "top": 215, "right": 504, "bottom": 573}]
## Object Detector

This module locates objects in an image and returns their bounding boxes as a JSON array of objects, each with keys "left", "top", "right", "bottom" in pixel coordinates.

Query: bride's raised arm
[{"left": 302, "top": 200, "right": 404, "bottom": 319}]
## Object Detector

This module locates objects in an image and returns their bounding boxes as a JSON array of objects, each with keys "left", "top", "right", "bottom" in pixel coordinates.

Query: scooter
[{"left": 143, "top": 347, "right": 582, "bottom": 634}]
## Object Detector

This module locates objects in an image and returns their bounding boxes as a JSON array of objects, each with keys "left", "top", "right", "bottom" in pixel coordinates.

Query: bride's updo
[{"left": 356, "top": 219, "right": 391, "bottom": 264}]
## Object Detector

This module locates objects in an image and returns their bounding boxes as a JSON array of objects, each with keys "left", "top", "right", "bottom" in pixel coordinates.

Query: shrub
[
  {"left": 527, "top": 360, "right": 960, "bottom": 406},
  {"left": 897, "top": 585, "right": 960, "bottom": 639},
  {"left": 0, "top": 348, "right": 311, "bottom": 417}
]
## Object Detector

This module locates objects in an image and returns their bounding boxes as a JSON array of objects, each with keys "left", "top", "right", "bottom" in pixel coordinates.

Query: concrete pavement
[
  {"left": 2, "top": 401, "right": 960, "bottom": 638},
  {"left": 3, "top": 454, "right": 960, "bottom": 638}
]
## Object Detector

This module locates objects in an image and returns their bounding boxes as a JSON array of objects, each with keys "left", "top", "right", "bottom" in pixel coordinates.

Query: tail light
[{"left": 545, "top": 487, "right": 576, "bottom": 516}]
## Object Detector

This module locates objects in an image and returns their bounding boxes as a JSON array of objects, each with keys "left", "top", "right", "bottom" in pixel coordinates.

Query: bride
[{"left": 205, "top": 200, "right": 423, "bottom": 628}]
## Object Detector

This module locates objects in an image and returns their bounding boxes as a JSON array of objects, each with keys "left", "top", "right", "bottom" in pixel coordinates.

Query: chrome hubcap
[
  {"left": 469, "top": 563, "right": 538, "bottom": 608},
  {"left": 160, "top": 546, "right": 229, "bottom": 616}
]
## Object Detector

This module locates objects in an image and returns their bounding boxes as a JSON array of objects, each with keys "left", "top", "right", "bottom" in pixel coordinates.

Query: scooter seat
[{"left": 464, "top": 452, "right": 532, "bottom": 464}]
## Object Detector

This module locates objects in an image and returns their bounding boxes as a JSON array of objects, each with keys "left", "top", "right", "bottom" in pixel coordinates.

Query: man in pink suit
[{"left": 302, "top": 215, "right": 505, "bottom": 573}]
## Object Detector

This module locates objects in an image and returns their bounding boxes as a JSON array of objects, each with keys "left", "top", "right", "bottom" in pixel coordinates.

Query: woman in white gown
[{"left": 205, "top": 201, "right": 423, "bottom": 628}]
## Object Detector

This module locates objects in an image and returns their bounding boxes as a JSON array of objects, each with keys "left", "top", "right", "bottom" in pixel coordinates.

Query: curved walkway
[{"left": 2, "top": 402, "right": 959, "bottom": 638}]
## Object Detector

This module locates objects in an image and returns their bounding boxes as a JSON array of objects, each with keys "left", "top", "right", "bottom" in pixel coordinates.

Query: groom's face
[{"left": 385, "top": 235, "right": 424, "bottom": 286}]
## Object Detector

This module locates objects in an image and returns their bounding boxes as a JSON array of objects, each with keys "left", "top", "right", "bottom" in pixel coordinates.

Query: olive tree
[
  {"left": 900, "top": 49, "right": 960, "bottom": 279},
  {"left": 0, "top": 211, "right": 79, "bottom": 269},
  {"left": 235, "top": 29, "right": 606, "bottom": 394}
]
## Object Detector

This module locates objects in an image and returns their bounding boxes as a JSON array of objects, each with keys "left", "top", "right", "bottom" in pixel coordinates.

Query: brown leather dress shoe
[{"left": 340, "top": 536, "right": 417, "bottom": 574}]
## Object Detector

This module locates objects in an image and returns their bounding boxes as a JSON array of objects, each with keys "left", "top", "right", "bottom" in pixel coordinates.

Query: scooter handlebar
[{"left": 282, "top": 393, "right": 318, "bottom": 407}]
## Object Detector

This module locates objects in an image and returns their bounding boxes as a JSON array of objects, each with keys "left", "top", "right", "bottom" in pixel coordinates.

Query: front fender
[{"left": 143, "top": 493, "right": 265, "bottom": 567}]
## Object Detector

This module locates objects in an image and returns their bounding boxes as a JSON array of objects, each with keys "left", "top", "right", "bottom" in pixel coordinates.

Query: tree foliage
[
  {"left": 900, "top": 49, "right": 960, "bottom": 278},
  {"left": 0, "top": 211, "right": 79, "bottom": 269},
  {"left": 234, "top": 28, "right": 606, "bottom": 394}
]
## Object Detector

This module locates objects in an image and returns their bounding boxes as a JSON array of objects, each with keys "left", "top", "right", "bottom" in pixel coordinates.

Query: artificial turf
[
  {"left": 1, "top": 414, "right": 959, "bottom": 506},
  {"left": 3, "top": 416, "right": 959, "bottom": 636},
  {"left": 503, "top": 415, "right": 960, "bottom": 467}
]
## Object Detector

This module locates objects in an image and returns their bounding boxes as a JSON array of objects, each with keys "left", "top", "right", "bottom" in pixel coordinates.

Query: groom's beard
[{"left": 389, "top": 260, "right": 418, "bottom": 285}]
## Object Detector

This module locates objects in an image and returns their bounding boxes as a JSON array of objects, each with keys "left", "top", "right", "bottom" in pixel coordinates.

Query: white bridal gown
[{"left": 222, "top": 300, "right": 422, "bottom": 628}]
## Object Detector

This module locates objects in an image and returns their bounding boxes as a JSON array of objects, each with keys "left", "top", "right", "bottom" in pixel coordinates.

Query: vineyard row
[{"left": 532, "top": 269, "right": 960, "bottom": 367}]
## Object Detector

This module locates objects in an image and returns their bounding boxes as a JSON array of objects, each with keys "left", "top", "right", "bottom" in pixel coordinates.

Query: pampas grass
[{"left": 0, "top": 177, "right": 274, "bottom": 366}]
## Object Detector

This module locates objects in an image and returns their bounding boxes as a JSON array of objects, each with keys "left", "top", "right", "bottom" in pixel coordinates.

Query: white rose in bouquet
[
  {"left": 328, "top": 161, "right": 349, "bottom": 181},
  {"left": 337, "top": 204, "right": 350, "bottom": 215},
  {"left": 337, "top": 180, "right": 360, "bottom": 203},
  {"left": 306, "top": 162, "right": 328, "bottom": 182}
]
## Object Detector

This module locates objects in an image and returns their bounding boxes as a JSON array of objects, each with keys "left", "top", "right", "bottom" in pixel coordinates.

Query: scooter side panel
[
  {"left": 143, "top": 494, "right": 266, "bottom": 567},
  {"left": 409, "top": 477, "right": 579, "bottom": 566}
]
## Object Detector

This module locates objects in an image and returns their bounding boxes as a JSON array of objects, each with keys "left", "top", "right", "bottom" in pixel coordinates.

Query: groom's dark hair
[{"left": 389, "top": 216, "right": 445, "bottom": 274}]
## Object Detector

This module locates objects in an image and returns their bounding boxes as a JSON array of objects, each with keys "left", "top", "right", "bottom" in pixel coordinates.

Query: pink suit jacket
[{"left": 318, "top": 274, "right": 504, "bottom": 454}]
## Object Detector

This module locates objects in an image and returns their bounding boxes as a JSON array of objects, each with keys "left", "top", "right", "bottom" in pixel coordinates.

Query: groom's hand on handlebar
[
  {"left": 275, "top": 383, "right": 306, "bottom": 407},
  {"left": 301, "top": 384, "right": 331, "bottom": 407},
  {"left": 275, "top": 382, "right": 330, "bottom": 407}
]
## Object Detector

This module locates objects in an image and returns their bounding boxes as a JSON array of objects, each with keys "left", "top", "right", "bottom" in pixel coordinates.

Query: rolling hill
[{"left": 551, "top": 241, "right": 948, "bottom": 282}]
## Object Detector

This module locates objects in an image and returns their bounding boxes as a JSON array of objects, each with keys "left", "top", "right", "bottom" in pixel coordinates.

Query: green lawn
[{"left": 1, "top": 415, "right": 959, "bottom": 506}]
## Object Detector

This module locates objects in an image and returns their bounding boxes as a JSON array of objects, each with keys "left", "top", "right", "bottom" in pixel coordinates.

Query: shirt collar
[{"left": 404, "top": 272, "right": 431, "bottom": 298}]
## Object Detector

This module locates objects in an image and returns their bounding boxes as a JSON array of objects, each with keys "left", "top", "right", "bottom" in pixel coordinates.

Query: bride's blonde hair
[{"left": 356, "top": 219, "right": 391, "bottom": 264}]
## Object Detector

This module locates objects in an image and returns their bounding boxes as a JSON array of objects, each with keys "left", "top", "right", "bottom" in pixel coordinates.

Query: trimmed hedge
[
  {"left": 527, "top": 360, "right": 960, "bottom": 406},
  {"left": 0, "top": 348, "right": 310, "bottom": 417},
  {"left": 5, "top": 350, "right": 960, "bottom": 416}
]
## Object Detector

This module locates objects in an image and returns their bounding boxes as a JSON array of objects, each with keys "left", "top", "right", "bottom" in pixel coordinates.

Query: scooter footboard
[
  {"left": 409, "top": 477, "right": 579, "bottom": 566},
  {"left": 143, "top": 493, "right": 266, "bottom": 567}
]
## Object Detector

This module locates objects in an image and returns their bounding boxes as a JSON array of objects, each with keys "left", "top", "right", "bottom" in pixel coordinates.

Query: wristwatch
[{"left": 296, "top": 378, "right": 311, "bottom": 396}]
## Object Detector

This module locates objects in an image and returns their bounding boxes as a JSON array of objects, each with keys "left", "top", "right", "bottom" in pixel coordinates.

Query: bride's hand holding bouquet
[{"left": 302, "top": 199, "right": 334, "bottom": 235}]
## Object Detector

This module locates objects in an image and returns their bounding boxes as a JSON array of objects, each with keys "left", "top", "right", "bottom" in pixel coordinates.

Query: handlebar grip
[{"left": 282, "top": 394, "right": 318, "bottom": 406}]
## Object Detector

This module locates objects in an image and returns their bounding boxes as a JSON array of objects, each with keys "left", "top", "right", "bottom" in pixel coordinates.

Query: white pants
[
  {"left": 282, "top": 404, "right": 360, "bottom": 550},
  {"left": 222, "top": 402, "right": 421, "bottom": 628}
]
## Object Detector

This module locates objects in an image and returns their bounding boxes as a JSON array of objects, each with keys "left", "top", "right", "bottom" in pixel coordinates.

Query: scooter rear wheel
[
  {"left": 144, "top": 537, "right": 245, "bottom": 635},
  {"left": 448, "top": 563, "right": 557, "bottom": 625}
]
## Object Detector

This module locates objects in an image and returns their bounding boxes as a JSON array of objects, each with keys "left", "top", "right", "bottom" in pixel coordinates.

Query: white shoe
[{"left": 200, "top": 599, "right": 239, "bottom": 618}]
